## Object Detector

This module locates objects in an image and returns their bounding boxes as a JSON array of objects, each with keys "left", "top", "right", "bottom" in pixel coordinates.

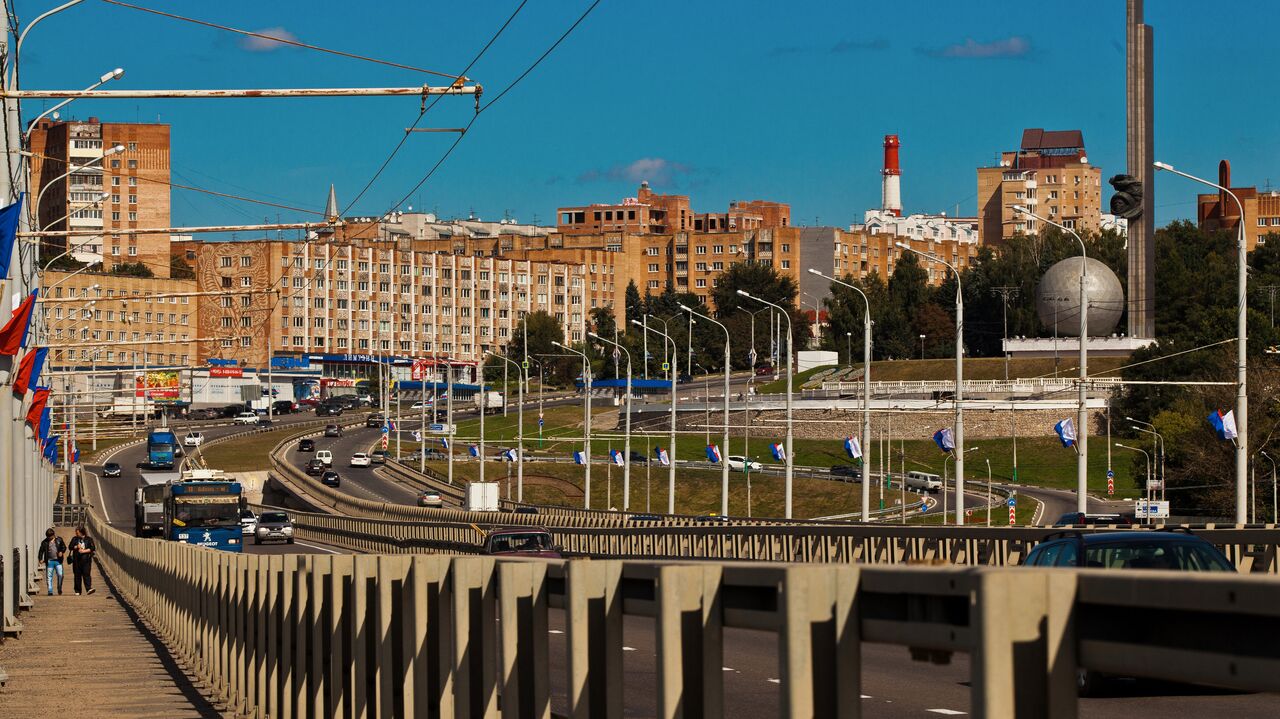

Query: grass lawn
[
  {"left": 907, "top": 494, "right": 1040, "bottom": 526},
  {"left": 832, "top": 356, "right": 1130, "bottom": 383},
  {"left": 756, "top": 365, "right": 837, "bottom": 394},
  {"left": 84, "top": 434, "right": 144, "bottom": 460},
  {"left": 428, "top": 459, "right": 865, "bottom": 519},
  {"left": 195, "top": 432, "right": 284, "bottom": 472}
]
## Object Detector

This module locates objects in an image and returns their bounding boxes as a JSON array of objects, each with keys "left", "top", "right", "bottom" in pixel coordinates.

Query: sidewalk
[{"left": 0, "top": 533, "right": 222, "bottom": 718}]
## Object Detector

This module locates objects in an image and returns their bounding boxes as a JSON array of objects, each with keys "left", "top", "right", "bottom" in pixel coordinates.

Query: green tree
[{"left": 624, "top": 281, "right": 644, "bottom": 327}]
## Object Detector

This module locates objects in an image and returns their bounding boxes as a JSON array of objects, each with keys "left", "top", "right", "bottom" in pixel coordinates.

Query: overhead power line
[{"left": 99, "top": 0, "right": 465, "bottom": 81}]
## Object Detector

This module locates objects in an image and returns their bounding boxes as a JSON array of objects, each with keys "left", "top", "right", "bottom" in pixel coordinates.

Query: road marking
[
  {"left": 722, "top": 667, "right": 734, "bottom": 671},
  {"left": 767, "top": 678, "right": 780, "bottom": 684},
  {"left": 548, "top": 629, "right": 564, "bottom": 634},
  {"left": 926, "top": 710, "right": 966, "bottom": 716},
  {"left": 622, "top": 646, "right": 637, "bottom": 651},
  {"left": 292, "top": 540, "right": 343, "bottom": 555},
  {"left": 91, "top": 470, "right": 110, "bottom": 524}
]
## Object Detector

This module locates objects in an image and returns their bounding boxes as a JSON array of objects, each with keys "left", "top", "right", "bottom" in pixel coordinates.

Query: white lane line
[
  {"left": 766, "top": 678, "right": 780, "bottom": 684},
  {"left": 622, "top": 646, "right": 637, "bottom": 652},
  {"left": 90, "top": 470, "right": 110, "bottom": 524},
  {"left": 548, "top": 629, "right": 564, "bottom": 634},
  {"left": 926, "top": 710, "right": 966, "bottom": 716},
  {"left": 292, "top": 540, "right": 343, "bottom": 555},
  {"left": 722, "top": 667, "right": 734, "bottom": 672}
]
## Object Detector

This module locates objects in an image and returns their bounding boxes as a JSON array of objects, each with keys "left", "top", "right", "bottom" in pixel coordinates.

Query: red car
[
  {"left": 754, "top": 364, "right": 775, "bottom": 376},
  {"left": 481, "top": 527, "right": 561, "bottom": 558}
]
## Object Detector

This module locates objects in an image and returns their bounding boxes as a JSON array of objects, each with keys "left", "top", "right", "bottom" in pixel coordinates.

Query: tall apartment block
[
  {"left": 976, "top": 129, "right": 1104, "bottom": 246},
  {"left": 28, "top": 118, "right": 172, "bottom": 276},
  {"left": 1196, "top": 159, "right": 1280, "bottom": 252}
]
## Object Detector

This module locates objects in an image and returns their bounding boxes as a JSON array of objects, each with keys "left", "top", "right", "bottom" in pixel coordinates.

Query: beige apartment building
[
  {"left": 977, "top": 129, "right": 1104, "bottom": 245},
  {"left": 28, "top": 118, "right": 172, "bottom": 276},
  {"left": 40, "top": 270, "right": 200, "bottom": 368},
  {"left": 191, "top": 232, "right": 612, "bottom": 367}
]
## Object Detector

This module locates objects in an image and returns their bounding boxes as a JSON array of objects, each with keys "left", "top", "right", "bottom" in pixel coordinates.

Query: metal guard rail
[
  {"left": 86, "top": 508, "right": 1280, "bottom": 719},
  {"left": 272, "top": 507, "right": 1280, "bottom": 572}
]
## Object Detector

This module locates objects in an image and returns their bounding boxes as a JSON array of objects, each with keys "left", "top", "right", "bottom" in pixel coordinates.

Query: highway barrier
[
  {"left": 270, "top": 506, "right": 1280, "bottom": 572},
  {"left": 86, "top": 508, "right": 1280, "bottom": 718}
]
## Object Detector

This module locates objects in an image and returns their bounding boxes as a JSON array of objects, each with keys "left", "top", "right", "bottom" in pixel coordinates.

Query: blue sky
[{"left": 17, "top": 0, "right": 1280, "bottom": 231}]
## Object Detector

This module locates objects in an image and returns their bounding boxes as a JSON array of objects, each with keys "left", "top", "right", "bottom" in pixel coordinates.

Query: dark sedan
[
  {"left": 102, "top": 462, "right": 122, "bottom": 478},
  {"left": 298, "top": 438, "right": 315, "bottom": 452},
  {"left": 305, "top": 459, "right": 325, "bottom": 476},
  {"left": 320, "top": 470, "right": 341, "bottom": 487}
]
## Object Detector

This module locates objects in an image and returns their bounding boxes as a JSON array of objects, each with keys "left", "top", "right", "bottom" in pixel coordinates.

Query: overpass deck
[{"left": 0, "top": 536, "right": 221, "bottom": 718}]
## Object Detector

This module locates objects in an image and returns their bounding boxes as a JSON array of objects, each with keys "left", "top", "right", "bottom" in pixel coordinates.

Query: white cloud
[
  {"left": 578, "top": 157, "right": 695, "bottom": 186},
  {"left": 241, "top": 27, "right": 299, "bottom": 52},
  {"left": 926, "top": 36, "right": 1031, "bottom": 59}
]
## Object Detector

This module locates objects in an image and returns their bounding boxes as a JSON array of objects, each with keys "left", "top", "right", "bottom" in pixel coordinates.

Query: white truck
[
  {"left": 474, "top": 391, "right": 504, "bottom": 415},
  {"left": 465, "top": 482, "right": 499, "bottom": 511}
]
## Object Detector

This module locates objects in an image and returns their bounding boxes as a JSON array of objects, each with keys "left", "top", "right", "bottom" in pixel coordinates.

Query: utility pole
[
  {"left": 1258, "top": 285, "right": 1280, "bottom": 328},
  {"left": 991, "top": 286, "right": 1019, "bottom": 381}
]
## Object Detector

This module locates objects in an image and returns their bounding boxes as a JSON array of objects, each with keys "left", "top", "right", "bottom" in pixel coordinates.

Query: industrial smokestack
[{"left": 882, "top": 134, "right": 902, "bottom": 217}]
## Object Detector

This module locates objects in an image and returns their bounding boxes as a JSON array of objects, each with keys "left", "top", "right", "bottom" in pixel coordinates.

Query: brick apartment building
[
  {"left": 798, "top": 226, "right": 980, "bottom": 303},
  {"left": 556, "top": 181, "right": 791, "bottom": 236},
  {"left": 977, "top": 129, "right": 1105, "bottom": 245},
  {"left": 28, "top": 118, "right": 172, "bottom": 276},
  {"left": 1196, "top": 159, "right": 1280, "bottom": 251}
]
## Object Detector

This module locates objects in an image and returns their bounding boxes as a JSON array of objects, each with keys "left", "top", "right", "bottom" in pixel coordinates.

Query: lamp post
[
  {"left": 1116, "top": 443, "right": 1151, "bottom": 523},
  {"left": 554, "top": 341, "right": 592, "bottom": 508},
  {"left": 1015, "top": 204, "right": 1090, "bottom": 514},
  {"left": 24, "top": 68, "right": 124, "bottom": 140},
  {"left": 942, "top": 446, "right": 979, "bottom": 522},
  {"left": 485, "top": 350, "right": 524, "bottom": 502},
  {"left": 1128, "top": 418, "right": 1165, "bottom": 501},
  {"left": 1261, "top": 450, "right": 1277, "bottom": 523},
  {"left": 589, "top": 332, "right": 632, "bottom": 511},
  {"left": 895, "top": 242, "right": 968, "bottom": 524},
  {"left": 846, "top": 331, "right": 853, "bottom": 367},
  {"left": 919, "top": 334, "right": 926, "bottom": 360},
  {"left": 680, "top": 304, "right": 731, "bottom": 516},
  {"left": 738, "top": 306, "right": 767, "bottom": 368},
  {"left": 1155, "top": 161, "right": 1248, "bottom": 524},
  {"left": 633, "top": 319, "right": 678, "bottom": 513},
  {"left": 808, "top": 268, "right": 873, "bottom": 521},
  {"left": 737, "top": 290, "right": 795, "bottom": 517}
]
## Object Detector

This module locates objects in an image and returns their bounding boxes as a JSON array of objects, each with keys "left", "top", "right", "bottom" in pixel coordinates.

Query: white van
[
  {"left": 905, "top": 471, "right": 942, "bottom": 493},
  {"left": 316, "top": 449, "right": 333, "bottom": 467}
]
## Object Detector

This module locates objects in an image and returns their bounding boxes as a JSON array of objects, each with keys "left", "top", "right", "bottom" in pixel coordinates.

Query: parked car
[
  {"left": 366, "top": 413, "right": 386, "bottom": 428},
  {"left": 189, "top": 408, "right": 219, "bottom": 420},
  {"left": 411, "top": 401, "right": 433, "bottom": 410},
  {"left": 323, "top": 424, "right": 343, "bottom": 437},
  {"left": 754, "top": 364, "right": 775, "bottom": 376},
  {"left": 320, "top": 470, "right": 341, "bottom": 487},
  {"left": 370, "top": 450, "right": 389, "bottom": 464},
  {"left": 627, "top": 513, "right": 662, "bottom": 522},
  {"left": 417, "top": 491, "right": 443, "bottom": 508},
  {"left": 316, "top": 404, "right": 343, "bottom": 417},
  {"left": 271, "top": 400, "right": 297, "bottom": 415},
  {"left": 253, "top": 510, "right": 294, "bottom": 545},
  {"left": 316, "top": 450, "right": 333, "bottom": 467},
  {"left": 239, "top": 508, "right": 257, "bottom": 536},
  {"left": 221, "top": 404, "right": 248, "bottom": 418},
  {"left": 1053, "top": 512, "right": 1134, "bottom": 527},
  {"left": 1023, "top": 530, "right": 1235, "bottom": 695},
  {"left": 349, "top": 453, "right": 371, "bottom": 468},
  {"left": 512, "top": 506, "right": 539, "bottom": 515},
  {"left": 695, "top": 512, "right": 730, "bottom": 523},
  {"left": 677, "top": 372, "right": 693, "bottom": 384},
  {"left": 233, "top": 412, "right": 260, "bottom": 425},
  {"left": 102, "top": 462, "right": 122, "bottom": 478},
  {"left": 726, "top": 455, "right": 763, "bottom": 472},
  {"left": 830, "top": 465, "right": 862, "bottom": 481},
  {"left": 481, "top": 527, "right": 560, "bottom": 558},
  {"left": 183, "top": 432, "right": 205, "bottom": 447},
  {"left": 298, "top": 438, "right": 315, "bottom": 452},
  {"left": 305, "top": 458, "right": 325, "bottom": 475}
]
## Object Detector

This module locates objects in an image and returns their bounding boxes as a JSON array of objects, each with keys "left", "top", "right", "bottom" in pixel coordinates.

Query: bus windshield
[{"left": 172, "top": 501, "right": 240, "bottom": 528}]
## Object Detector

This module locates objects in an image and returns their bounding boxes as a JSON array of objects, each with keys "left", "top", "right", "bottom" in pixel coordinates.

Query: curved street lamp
[
  {"left": 737, "top": 290, "right": 794, "bottom": 518},
  {"left": 589, "top": 331, "right": 632, "bottom": 511}
]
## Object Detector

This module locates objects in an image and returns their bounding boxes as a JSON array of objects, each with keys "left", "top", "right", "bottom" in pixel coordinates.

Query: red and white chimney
[{"left": 881, "top": 134, "right": 902, "bottom": 217}]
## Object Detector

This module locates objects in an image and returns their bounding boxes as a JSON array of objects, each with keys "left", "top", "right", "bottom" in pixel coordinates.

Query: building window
[
  {"left": 112, "top": 177, "right": 120, "bottom": 186},
  {"left": 128, "top": 246, "right": 137, "bottom": 256},
  {"left": 111, "top": 212, "right": 120, "bottom": 221},
  {"left": 128, "top": 194, "right": 137, "bottom": 204},
  {"left": 220, "top": 256, "right": 232, "bottom": 268},
  {"left": 110, "top": 160, "right": 120, "bottom": 169},
  {"left": 128, "top": 159, "right": 138, "bottom": 169},
  {"left": 128, "top": 211, "right": 137, "bottom": 221},
  {"left": 241, "top": 276, "right": 252, "bottom": 288}
]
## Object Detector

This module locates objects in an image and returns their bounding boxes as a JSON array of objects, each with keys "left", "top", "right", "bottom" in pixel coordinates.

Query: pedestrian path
[{"left": 0, "top": 540, "right": 222, "bottom": 718}]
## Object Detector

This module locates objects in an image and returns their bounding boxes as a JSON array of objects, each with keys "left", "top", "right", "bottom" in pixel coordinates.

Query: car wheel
[
  {"left": 1077, "top": 669, "right": 1102, "bottom": 697},
  {"left": 287, "top": 538, "right": 294, "bottom": 544}
]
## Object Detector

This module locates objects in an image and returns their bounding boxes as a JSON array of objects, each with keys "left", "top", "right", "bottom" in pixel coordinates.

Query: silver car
[{"left": 254, "top": 510, "right": 294, "bottom": 545}]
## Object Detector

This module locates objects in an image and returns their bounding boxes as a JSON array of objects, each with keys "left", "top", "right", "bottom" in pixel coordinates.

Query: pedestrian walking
[
  {"left": 67, "top": 525, "right": 96, "bottom": 595},
  {"left": 36, "top": 528, "right": 65, "bottom": 595}
]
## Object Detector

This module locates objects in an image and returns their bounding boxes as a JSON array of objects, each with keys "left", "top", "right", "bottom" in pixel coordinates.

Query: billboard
[
  {"left": 136, "top": 370, "right": 181, "bottom": 402},
  {"left": 209, "top": 366, "right": 243, "bottom": 378}
]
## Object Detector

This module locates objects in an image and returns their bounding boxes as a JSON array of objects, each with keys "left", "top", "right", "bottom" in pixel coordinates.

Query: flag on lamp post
[
  {"left": 705, "top": 444, "right": 722, "bottom": 463},
  {"left": 932, "top": 428, "right": 956, "bottom": 453},
  {"left": 770, "top": 442, "right": 786, "bottom": 461},
  {"left": 655, "top": 446, "right": 670, "bottom": 466},
  {"left": 1207, "top": 409, "right": 1238, "bottom": 441},
  {"left": 468, "top": 444, "right": 480, "bottom": 458},
  {"left": 609, "top": 449, "right": 624, "bottom": 466},
  {"left": 844, "top": 436, "right": 862, "bottom": 460},
  {"left": 573, "top": 450, "right": 586, "bottom": 465},
  {"left": 1054, "top": 418, "right": 1076, "bottom": 448}
]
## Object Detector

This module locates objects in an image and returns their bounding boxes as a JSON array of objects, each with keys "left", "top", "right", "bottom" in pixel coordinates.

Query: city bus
[
  {"left": 163, "top": 476, "right": 244, "bottom": 552},
  {"left": 147, "top": 428, "right": 178, "bottom": 469}
]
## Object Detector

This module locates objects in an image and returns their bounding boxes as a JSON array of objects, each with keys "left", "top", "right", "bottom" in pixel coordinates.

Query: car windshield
[
  {"left": 1082, "top": 541, "right": 1233, "bottom": 571},
  {"left": 105, "top": 463, "right": 119, "bottom": 469},
  {"left": 490, "top": 532, "right": 552, "bottom": 553},
  {"left": 259, "top": 512, "right": 289, "bottom": 523}
]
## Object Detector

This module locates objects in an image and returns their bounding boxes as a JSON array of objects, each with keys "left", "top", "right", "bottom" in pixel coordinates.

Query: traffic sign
[
  {"left": 521, "top": 360, "right": 529, "bottom": 370},
  {"left": 662, "top": 362, "right": 670, "bottom": 372},
  {"left": 1134, "top": 500, "right": 1170, "bottom": 519},
  {"left": 1106, "top": 469, "right": 1115, "bottom": 479},
  {"left": 1008, "top": 507, "right": 1017, "bottom": 525},
  {"left": 380, "top": 434, "right": 389, "bottom": 450},
  {"left": 965, "top": 510, "right": 972, "bottom": 518},
  {"left": 1006, "top": 497, "right": 1016, "bottom": 508},
  {"left": 920, "top": 501, "right": 928, "bottom": 512},
  {"left": 1107, "top": 477, "right": 1115, "bottom": 496}
]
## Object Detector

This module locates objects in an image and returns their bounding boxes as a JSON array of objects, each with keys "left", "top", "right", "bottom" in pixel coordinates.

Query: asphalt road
[{"left": 81, "top": 410, "right": 350, "bottom": 556}]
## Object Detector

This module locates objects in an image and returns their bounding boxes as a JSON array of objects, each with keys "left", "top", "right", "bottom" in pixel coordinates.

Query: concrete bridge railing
[{"left": 87, "top": 508, "right": 1280, "bottom": 719}]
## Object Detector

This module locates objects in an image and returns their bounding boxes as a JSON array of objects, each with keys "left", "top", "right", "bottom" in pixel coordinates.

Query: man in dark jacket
[
  {"left": 67, "top": 525, "right": 96, "bottom": 595},
  {"left": 36, "top": 528, "right": 65, "bottom": 595}
]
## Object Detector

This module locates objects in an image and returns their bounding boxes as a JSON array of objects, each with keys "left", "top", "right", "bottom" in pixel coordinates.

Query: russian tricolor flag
[
  {"left": 655, "top": 446, "right": 670, "bottom": 466},
  {"left": 609, "top": 449, "right": 625, "bottom": 466},
  {"left": 705, "top": 444, "right": 721, "bottom": 463},
  {"left": 932, "top": 428, "right": 956, "bottom": 453},
  {"left": 1208, "top": 409, "right": 1238, "bottom": 441},
  {"left": 1054, "top": 418, "right": 1076, "bottom": 448},
  {"left": 468, "top": 444, "right": 480, "bottom": 458},
  {"left": 844, "top": 436, "right": 861, "bottom": 460},
  {"left": 770, "top": 442, "right": 786, "bottom": 461}
]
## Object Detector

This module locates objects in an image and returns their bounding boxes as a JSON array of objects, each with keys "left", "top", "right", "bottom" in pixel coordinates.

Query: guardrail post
[
  {"left": 451, "top": 556, "right": 498, "bottom": 718},
  {"left": 376, "top": 556, "right": 408, "bottom": 717},
  {"left": 402, "top": 555, "right": 454, "bottom": 718},
  {"left": 565, "top": 559, "right": 624, "bottom": 719},
  {"left": 656, "top": 564, "right": 724, "bottom": 719},
  {"left": 309, "top": 555, "right": 329, "bottom": 716},
  {"left": 971, "top": 568, "right": 1077, "bottom": 719},
  {"left": 778, "top": 565, "right": 861, "bottom": 718},
  {"left": 328, "top": 554, "right": 353, "bottom": 718},
  {"left": 498, "top": 560, "right": 551, "bottom": 719},
  {"left": 352, "top": 556, "right": 372, "bottom": 719}
]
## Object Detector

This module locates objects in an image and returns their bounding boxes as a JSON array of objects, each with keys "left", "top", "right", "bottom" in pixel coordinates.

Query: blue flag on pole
[
  {"left": 655, "top": 446, "right": 670, "bottom": 466},
  {"left": 609, "top": 449, "right": 624, "bottom": 466},
  {"left": 0, "top": 194, "right": 23, "bottom": 280},
  {"left": 770, "top": 442, "right": 786, "bottom": 461},
  {"left": 1054, "top": 418, "right": 1076, "bottom": 448},
  {"left": 705, "top": 444, "right": 721, "bottom": 463},
  {"left": 932, "top": 428, "right": 956, "bottom": 453},
  {"left": 573, "top": 450, "right": 586, "bottom": 465},
  {"left": 844, "top": 436, "right": 862, "bottom": 459},
  {"left": 468, "top": 444, "right": 479, "bottom": 458},
  {"left": 1207, "top": 409, "right": 1238, "bottom": 441}
]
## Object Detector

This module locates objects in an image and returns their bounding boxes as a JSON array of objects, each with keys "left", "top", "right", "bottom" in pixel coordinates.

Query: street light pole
[
  {"left": 554, "top": 341, "right": 592, "bottom": 508},
  {"left": 680, "top": 304, "right": 731, "bottom": 516},
  {"left": 1116, "top": 443, "right": 1151, "bottom": 524},
  {"left": 1128, "top": 418, "right": 1165, "bottom": 501},
  {"left": 1155, "top": 161, "right": 1248, "bottom": 524},
  {"left": 485, "top": 351, "right": 524, "bottom": 503},
  {"left": 634, "top": 320, "right": 678, "bottom": 514},
  {"left": 589, "top": 332, "right": 632, "bottom": 511},
  {"left": 737, "top": 290, "right": 795, "bottom": 518},
  {"left": 808, "top": 269, "right": 873, "bottom": 521},
  {"left": 1261, "top": 451, "right": 1277, "bottom": 523},
  {"left": 896, "top": 243, "right": 967, "bottom": 524},
  {"left": 1016, "top": 204, "right": 1089, "bottom": 514}
]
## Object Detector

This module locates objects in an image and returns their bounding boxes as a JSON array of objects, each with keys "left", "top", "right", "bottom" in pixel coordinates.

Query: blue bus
[
  {"left": 163, "top": 478, "right": 244, "bottom": 552},
  {"left": 147, "top": 428, "right": 177, "bottom": 468}
]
